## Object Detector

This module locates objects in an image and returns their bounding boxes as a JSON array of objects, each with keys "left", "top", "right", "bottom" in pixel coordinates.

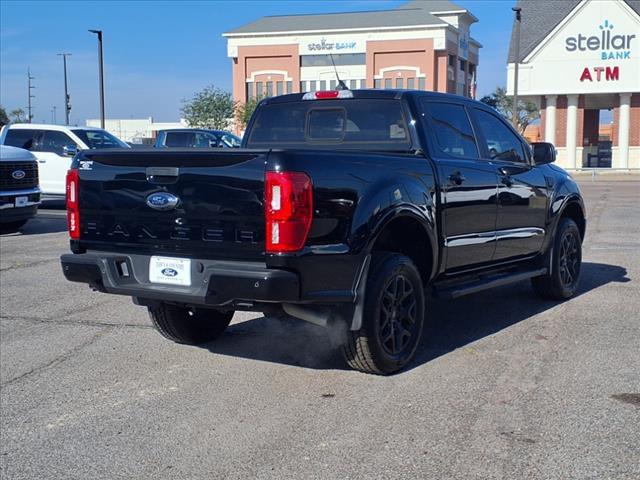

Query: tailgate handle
[{"left": 146, "top": 167, "right": 179, "bottom": 184}]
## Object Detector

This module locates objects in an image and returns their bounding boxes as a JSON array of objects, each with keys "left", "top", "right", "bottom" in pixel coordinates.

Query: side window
[
  {"left": 165, "top": 131, "right": 191, "bottom": 147},
  {"left": 194, "top": 133, "right": 216, "bottom": 148},
  {"left": 422, "top": 101, "right": 478, "bottom": 158},
  {"left": 40, "top": 131, "right": 76, "bottom": 155},
  {"left": 474, "top": 109, "right": 527, "bottom": 163},
  {"left": 4, "top": 129, "right": 37, "bottom": 150}
]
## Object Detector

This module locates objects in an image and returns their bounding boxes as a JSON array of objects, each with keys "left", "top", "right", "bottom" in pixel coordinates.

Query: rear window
[{"left": 246, "top": 99, "right": 411, "bottom": 151}]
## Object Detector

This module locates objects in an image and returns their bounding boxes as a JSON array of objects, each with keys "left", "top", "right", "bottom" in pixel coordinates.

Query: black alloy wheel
[{"left": 379, "top": 274, "right": 419, "bottom": 356}]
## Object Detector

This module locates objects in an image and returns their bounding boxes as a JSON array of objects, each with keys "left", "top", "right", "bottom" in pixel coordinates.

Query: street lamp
[
  {"left": 88, "top": 29, "right": 105, "bottom": 128},
  {"left": 57, "top": 53, "right": 71, "bottom": 125},
  {"left": 512, "top": 6, "right": 522, "bottom": 131}
]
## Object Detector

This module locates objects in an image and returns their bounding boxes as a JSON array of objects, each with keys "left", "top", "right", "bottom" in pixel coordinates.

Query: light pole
[
  {"left": 89, "top": 29, "right": 105, "bottom": 128},
  {"left": 27, "top": 68, "right": 35, "bottom": 123},
  {"left": 57, "top": 53, "right": 71, "bottom": 125},
  {"left": 52, "top": 106, "right": 57, "bottom": 124},
  {"left": 511, "top": 6, "right": 522, "bottom": 131}
]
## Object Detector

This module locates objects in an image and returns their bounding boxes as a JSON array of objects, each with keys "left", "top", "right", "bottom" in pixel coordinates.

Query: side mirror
[
  {"left": 209, "top": 140, "right": 220, "bottom": 148},
  {"left": 62, "top": 144, "right": 78, "bottom": 157},
  {"left": 532, "top": 142, "right": 556, "bottom": 165}
]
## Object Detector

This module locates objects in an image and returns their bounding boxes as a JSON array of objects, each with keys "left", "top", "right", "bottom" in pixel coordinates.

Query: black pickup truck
[{"left": 60, "top": 90, "right": 585, "bottom": 374}]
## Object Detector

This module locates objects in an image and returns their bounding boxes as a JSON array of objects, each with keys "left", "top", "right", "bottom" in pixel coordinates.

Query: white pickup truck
[{"left": 0, "top": 123, "right": 129, "bottom": 197}]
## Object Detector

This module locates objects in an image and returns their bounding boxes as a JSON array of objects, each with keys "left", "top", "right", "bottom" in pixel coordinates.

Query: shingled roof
[
  {"left": 508, "top": 0, "right": 640, "bottom": 63},
  {"left": 224, "top": 0, "right": 471, "bottom": 35}
]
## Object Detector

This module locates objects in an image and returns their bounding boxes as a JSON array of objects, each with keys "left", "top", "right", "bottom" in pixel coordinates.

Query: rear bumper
[{"left": 60, "top": 252, "right": 300, "bottom": 307}]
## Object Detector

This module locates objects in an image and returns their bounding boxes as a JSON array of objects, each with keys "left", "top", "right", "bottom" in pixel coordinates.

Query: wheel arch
[{"left": 367, "top": 209, "right": 438, "bottom": 285}]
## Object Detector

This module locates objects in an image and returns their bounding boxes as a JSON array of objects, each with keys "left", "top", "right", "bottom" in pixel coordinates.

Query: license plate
[
  {"left": 15, "top": 196, "right": 27, "bottom": 207},
  {"left": 149, "top": 256, "right": 191, "bottom": 286}
]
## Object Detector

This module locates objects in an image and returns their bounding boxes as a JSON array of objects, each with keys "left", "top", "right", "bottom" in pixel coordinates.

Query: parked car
[
  {"left": 0, "top": 145, "right": 40, "bottom": 232},
  {"left": 60, "top": 90, "right": 585, "bottom": 375},
  {"left": 154, "top": 129, "right": 241, "bottom": 149},
  {"left": 0, "top": 124, "right": 129, "bottom": 197}
]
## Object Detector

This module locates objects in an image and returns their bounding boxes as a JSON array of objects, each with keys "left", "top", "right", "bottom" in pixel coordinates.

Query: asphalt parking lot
[{"left": 1, "top": 180, "right": 639, "bottom": 480}]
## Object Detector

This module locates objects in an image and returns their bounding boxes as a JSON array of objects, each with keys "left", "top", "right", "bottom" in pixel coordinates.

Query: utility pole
[
  {"left": 52, "top": 106, "right": 57, "bottom": 124},
  {"left": 57, "top": 53, "right": 72, "bottom": 125},
  {"left": 511, "top": 6, "right": 522, "bottom": 131},
  {"left": 89, "top": 30, "right": 105, "bottom": 128},
  {"left": 27, "top": 68, "right": 35, "bottom": 123}
]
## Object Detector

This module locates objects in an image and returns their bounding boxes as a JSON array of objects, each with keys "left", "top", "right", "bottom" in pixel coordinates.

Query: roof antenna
[{"left": 329, "top": 52, "right": 349, "bottom": 90}]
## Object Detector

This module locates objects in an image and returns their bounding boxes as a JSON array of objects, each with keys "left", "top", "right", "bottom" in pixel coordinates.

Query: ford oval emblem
[
  {"left": 146, "top": 192, "right": 179, "bottom": 211},
  {"left": 11, "top": 170, "right": 26, "bottom": 180},
  {"left": 161, "top": 268, "right": 178, "bottom": 277}
]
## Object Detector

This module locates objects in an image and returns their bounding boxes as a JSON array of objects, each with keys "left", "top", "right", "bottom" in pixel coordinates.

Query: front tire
[
  {"left": 148, "top": 303, "right": 233, "bottom": 345},
  {"left": 342, "top": 253, "right": 425, "bottom": 375},
  {"left": 532, "top": 218, "right": 582, "bottom": 300}
]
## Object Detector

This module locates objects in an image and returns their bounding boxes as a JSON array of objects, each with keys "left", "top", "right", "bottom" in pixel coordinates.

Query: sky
[{"left": 0, "top": 0, "right": 515, "bottom": 124}]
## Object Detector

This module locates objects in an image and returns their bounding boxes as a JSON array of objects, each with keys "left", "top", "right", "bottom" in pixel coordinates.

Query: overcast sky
[{"left": 0, "top": 0, "right": 514, "bottom": 124}]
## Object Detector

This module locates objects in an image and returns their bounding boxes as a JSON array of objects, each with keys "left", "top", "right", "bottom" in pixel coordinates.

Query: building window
[
  {"left": 256, "top": 81, "right": 263, "bottom": 97},
  {"left": 407, "top": 78, "right": 415, "bottom": 89},
  {"left": 418, "top": 78, "right": 425, "bottom": 90},
  {"left": 360, "top": 79, "right": 366, "bottom": 89},
  {"left": 448, "top": 55, "right": 456, "bottom": 68},
  {"left": 300, "top": 81, "right": 307, "bottom": 92},
  {"left": 266, "top": 81, "right": 273, "bottom": 97},
  {"left": 246, "top": 82, "right": 254, "bottom": 99},
  {"left": 459, "top": 59, "right": 467, "bottom": 71},
  {"left": 310, "top": 80, "right": 317, "bottom": 92},
  {"left": 319, "top": 80, "right": 326, "bottom": 91},
  {"left": 349, "top": 79, "right": 357, "bottom": 89},
  {"left": 384, "top": 78, "right": 392, "bottom": 89},
  {"left": 276, "top": 81, "right": 283, "bottom": 96},
  {"left": 330, "top": 80, "right": 337, "bottom": 90},
  {"left": 300, "top": 53, "right": 366, "bottom": 67},
  {"left": 396, "top": 78, "right": 404, "bottom": 89},
  {"left": 286, "top": 81, "right": 292, "bottom": 93},
  {"left": 374, "top": 79, "right": 382, "bottom": 89}
]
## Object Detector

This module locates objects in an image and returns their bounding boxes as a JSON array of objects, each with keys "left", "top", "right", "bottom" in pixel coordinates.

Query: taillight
[
  {"left": 302, "top": 90, "right": 354, "bottom": 100},
  {"left": 265, "top": 171, "right": 313, "bottom": 253},
  {"left": 66, "top": 169, "right": 80, "bottom": 239}
]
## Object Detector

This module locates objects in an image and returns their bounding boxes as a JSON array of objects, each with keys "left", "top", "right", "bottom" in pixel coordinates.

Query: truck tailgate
[{"left": 75, "top": 149, "right": 268, "bottom": 261}]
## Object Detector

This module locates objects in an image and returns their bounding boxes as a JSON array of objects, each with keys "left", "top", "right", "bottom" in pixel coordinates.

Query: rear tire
[
  {"left": 342, "top": 252, "right": 425, "bottom": 375},
  {"left": 148, "top": 303, "right": 233, "bottom": 345},
  {"left": 531, "top": 218, "right": 582, "bottom": 300}
]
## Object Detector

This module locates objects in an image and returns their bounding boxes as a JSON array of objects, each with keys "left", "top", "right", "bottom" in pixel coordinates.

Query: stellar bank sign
[
  {"left": 565, "top": 20, "right": 635, "bottom": 59},
  {"left": 564, "top": 20, "right": 635, "bottom": 83}
]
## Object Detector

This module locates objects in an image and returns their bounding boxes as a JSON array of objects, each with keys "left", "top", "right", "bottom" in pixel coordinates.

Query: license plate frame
[
  {"left": 14, "top": 196, "right": 28, "bottom": 208},
  {"left": 149, "top": 256, "right": 191, "bottom": 286}
]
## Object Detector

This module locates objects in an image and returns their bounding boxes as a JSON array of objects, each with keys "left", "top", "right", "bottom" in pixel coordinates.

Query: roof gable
[{"left": 508, "top": 0, "right": 640, "bottom": 63}]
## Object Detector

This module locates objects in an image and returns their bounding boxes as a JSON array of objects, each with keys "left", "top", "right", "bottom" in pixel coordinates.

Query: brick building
[
  {"left": 224, "top": 0, "right": 480, "bottom": 107},
  {"left": 507, "top": 0, "right": 640, "bottom": 169}
]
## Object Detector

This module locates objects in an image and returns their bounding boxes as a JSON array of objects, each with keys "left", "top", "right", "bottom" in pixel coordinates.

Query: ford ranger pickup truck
[{"left": 60, "top": 90, "right": 586, "bottom": 375}]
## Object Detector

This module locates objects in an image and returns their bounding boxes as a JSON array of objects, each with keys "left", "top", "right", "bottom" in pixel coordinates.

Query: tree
[
  {"left": 480, "top": 87, "right": 539, "bottom": 134},
  {"left": 9, "top": 108, "right": 27, "bottom": 123},
  {"left": 181, "top": 86, "right": 235, "bottom": 130},
  {"left": 0, "top": 106, "right": 9, "bottom": 127},
  {"left": 236, "top": 95, "right": 263, "bottom": 131}
]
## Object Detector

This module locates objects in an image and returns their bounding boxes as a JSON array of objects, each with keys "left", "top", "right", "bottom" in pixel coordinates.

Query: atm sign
[{"left": 579, "top": 66, "right": 619, "bottom": 82}]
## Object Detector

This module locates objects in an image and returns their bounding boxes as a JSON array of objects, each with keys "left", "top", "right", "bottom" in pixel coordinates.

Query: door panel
[
  {"left": 471, "top": 108, "right": 549, "bottom": 261},
  {"left": 438, "top": 159, "right": 498, "bottom": 270},
  {"left": 493, "top": 162, "right": 548, "bottom": 260}
]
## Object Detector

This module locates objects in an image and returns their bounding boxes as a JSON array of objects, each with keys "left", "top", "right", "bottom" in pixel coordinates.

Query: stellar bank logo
[{"left": 565, "top": 20, "right": 635, "bottom": 60}]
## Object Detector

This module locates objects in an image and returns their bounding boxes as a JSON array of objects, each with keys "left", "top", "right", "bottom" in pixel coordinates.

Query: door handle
[
  {"left": 38, "top": 159, "right": 47, "bottom": 164},
  {"left": 449, "top": 171, "right": 466, "bottom": 185}
]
